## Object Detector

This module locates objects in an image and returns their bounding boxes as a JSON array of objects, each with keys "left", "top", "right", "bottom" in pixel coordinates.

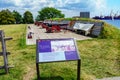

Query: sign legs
[
  {"left": 36, "top": 63, "right": 40, "bottom": 80},
  {"left": 77, "top": 60, "right": 81, "bottom": 80}
]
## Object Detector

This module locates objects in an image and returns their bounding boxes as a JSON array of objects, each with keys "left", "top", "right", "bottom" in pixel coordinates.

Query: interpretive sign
[
  {"left": 36, "top": 38, "right": 80, "bottom": 63},
  {"left": 36, "top": 38, "right": 81, "bottom": 80}
]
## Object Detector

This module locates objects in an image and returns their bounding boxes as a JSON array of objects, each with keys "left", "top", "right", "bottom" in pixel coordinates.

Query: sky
[{"left": 0, "top": 0, "right": 120, "bottom": 19}]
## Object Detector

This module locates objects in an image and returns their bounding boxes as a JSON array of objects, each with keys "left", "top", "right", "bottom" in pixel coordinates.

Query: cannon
[
  {"left": 27, "top": 32, "right": 33, "bottom": 39},
  {"left": 45, "top": 24, "right": 61, "bottom": 33}
]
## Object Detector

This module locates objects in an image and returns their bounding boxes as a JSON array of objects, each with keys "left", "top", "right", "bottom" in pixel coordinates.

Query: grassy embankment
[{"left": 0, "top": 19, "right": 120, "bottom": 80}]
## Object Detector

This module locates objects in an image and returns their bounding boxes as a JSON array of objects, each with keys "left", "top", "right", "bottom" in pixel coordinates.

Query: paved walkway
[
  {"left": 96, "top": 77, "right": 120, "bottom": 80},
  {"left": 26, "top": 24, "right": 92, "bottom": 45}
]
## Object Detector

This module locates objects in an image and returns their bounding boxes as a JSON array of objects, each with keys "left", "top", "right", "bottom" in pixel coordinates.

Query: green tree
[
  {"left": 0, "top": 9, "right": 15, "bottom": 24},
  {"left": 23, "top": 11, "right": 34, "bottom": 24},
  {"left": 13, "top": 10, "right": 23, "bottom": 24},
  {"left": 36, "top": 7, "right": 64, "bottom": 21}
]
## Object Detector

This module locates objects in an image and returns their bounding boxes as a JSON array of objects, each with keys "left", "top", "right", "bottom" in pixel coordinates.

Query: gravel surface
[{"left": 26, "top": 24, "right": 92, "bottom": 45}]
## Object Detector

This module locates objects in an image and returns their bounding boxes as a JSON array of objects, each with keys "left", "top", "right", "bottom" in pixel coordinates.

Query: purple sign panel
[{"left": 37, "top": 38, "right": 80, "bottom": 62}]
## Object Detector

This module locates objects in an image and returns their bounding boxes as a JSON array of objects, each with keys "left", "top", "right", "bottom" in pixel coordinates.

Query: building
[{"left": 80, "top": 12, "right": 90, "bottom": 18}]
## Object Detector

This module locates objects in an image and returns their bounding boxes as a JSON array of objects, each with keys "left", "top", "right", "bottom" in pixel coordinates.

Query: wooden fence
[{"left": 0, "top": 30, "right": 12, "bottom": 74}]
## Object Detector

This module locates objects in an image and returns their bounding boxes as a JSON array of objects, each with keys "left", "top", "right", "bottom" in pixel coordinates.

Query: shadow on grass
[
  {"left": 0, "top": 71, "right": 6, "bottom": 76},
  {"left": 34, "top": 76, "right": 64, "bottom": 80},
  {"left": 116, "top": 54, "right": 120, "bottom": 70}
]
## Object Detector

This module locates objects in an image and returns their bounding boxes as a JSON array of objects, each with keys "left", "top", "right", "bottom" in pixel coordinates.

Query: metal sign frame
[{"left": 36, "top": 38, "right": 81, "bottom": 80}]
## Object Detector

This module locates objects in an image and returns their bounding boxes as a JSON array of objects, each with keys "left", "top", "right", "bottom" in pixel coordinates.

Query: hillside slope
[{"left": 0, "top": 22, "right": 120, "bottom": 80}]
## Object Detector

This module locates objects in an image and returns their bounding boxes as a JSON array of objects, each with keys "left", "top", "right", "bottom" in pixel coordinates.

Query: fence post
[{"left": 0, "top": 30, "right": 12, "bottom": 74}]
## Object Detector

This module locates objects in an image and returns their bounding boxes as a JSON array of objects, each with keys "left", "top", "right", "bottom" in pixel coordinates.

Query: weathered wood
[
  {"left": 0, "top": 52, "right": 10, "bottom": 56},
  {"left": 0, "top": 66, "right": 4, "bottom": 69},
  {"left": 0, "top": 30, "right": 9, "bottom": 73},
  {"left": 4, "top": 37, "right": 13, "bottom": 41},
  {"left": 0, "top": 66, "right": 14, "bottom": 69},
  {"left": 0, "top": 30, "right": 13, "bottom": 74},
  {"left": 0, "top": 37, "right": 12, "bottom": 41}
]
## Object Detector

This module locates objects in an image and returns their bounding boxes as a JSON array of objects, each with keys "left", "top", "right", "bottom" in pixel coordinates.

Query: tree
[
  {"left": 0, "top": 9, "right": 15, "bottom": 24},
  {"left": 23, "top": 11, "right": 34, "bottom": 24},
  {"left": 36, "top": 7, "right": 65, "bottom": 21},
  {"left": 13, "top": 10, "right": 23, "bottom": 24}
]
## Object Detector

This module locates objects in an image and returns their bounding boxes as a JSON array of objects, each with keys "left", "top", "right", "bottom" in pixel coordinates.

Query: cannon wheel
[{"left": 52, "top": 29, "right": 57, "bottom": 33}]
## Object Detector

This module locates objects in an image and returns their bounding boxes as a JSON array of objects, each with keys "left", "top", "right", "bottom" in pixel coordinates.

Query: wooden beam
[
  {"left": 4, "top": 37, "right": 13, "bottom": 41},
  {"left": 0, "top": 66, "right": 4, "bottom": 69},
  {"left": 0, "top": 52, "right": 10, "bottom": 56}
]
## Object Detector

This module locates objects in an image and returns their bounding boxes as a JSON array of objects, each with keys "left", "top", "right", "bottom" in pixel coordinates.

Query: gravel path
[{"left": 26, "top": 24, "right": 92, "bottom": 45}]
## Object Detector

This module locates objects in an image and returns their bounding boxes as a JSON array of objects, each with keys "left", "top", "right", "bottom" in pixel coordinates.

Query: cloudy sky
[{"left": 0, "top": 0, "right": 120, "bottom": 19}]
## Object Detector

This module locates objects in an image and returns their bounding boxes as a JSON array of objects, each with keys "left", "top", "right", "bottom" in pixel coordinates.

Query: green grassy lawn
[{"left": 0, "top": 24, "right": 120, "bottom": 80}]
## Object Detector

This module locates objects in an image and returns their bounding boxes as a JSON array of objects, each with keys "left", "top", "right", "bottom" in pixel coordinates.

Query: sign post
[{"left": 36, "top": 38, "right": 81, "bottom": 80}]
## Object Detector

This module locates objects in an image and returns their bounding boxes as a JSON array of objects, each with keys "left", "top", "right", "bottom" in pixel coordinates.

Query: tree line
[
  {"left": 0, "top": 9, "right": 34, "bottom": 24},
  {"left": 0, "top": 7, "right": 64, "bottom": 24}
]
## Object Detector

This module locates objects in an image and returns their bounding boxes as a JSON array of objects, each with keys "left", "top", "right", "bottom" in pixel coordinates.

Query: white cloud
[
  {"left": 87, "top": 0, "right": 107, "bottom": 15},
  {"left": 8, "top": 0, "right": 24, "bottom": 7},
  {"left": 64, "top": 0, "right": 81, "bottom": 4},
  {"left": 89, "top": 0, "right": 107, "bottom": 11},
  {"left": 59, "top": 9, "right": 79, "bottom": 18},
  {"left": 55, "top": 0, "right": 65, "bottom": 7},
  {"left": 58, "top": 0, "right": 107, "bottom": 17},
  {"left": 1, "top": 0, "right": 107, "bottom": 18}
]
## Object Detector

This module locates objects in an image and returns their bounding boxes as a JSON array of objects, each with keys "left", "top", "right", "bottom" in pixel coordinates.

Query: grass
[
  {"left": 0, "top": 22, "right": 120, "bottom": 80},
  {"left": 78, "top": 39, "right": 120, "bottom": 78},
  {"left": 49, "top": 18, "right": 100, "bottom": 22},
  {"left": 99, "top": 23, "right": 120, "bottom": 39},
  {"left": 0, "top": 24, "right": 36, "bottom": 80}
]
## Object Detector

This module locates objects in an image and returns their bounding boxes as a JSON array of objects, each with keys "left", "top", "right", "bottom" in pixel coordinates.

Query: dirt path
[
  {"left": 96, "top": 77, "right": 120, "bottom": 80},
  {"left": 26, "top": 24, "right": 92, "bottom": 45},
  {"left": 23, "top": 70, "right": 35, "bottom": 80},
  {"left": 23, "top": 66, "right": 36, "bottom": 80}
]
